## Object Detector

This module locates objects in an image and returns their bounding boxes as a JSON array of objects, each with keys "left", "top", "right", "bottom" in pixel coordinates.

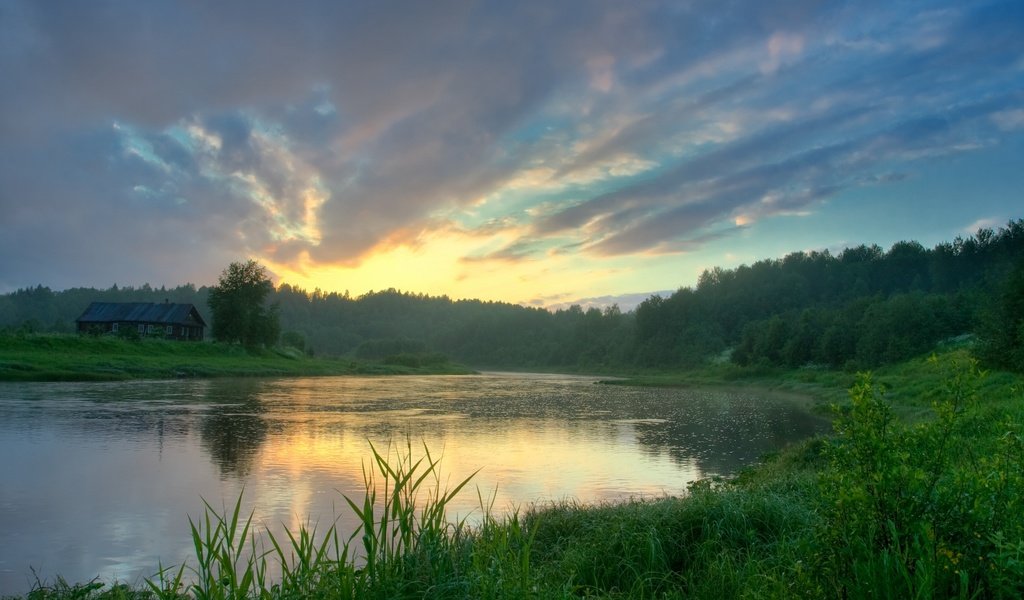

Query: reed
[{"left": 148, "top": 440, "right": 490, "bottom": 599}]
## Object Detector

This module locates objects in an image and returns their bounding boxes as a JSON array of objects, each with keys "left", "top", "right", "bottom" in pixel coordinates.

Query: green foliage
[
  {"left": 525, "top": 482, "right": 818, "bottom": 598},
  {"left": 977, "top": 259, "right": 1024, "bottom": 372},
  {"left": 818, "top": 356, "right": 1024, "bottom": 597},
  {"left": 732, "top": 292, "right": 970, "bottom": 369},
  {"left": 354, "top": 338, "right": 427, "bottom": 360},
  {"left": 115, "top": 324, "right": 142, "bottom": 342},
  {"left": 382, "top": 352, "right": 449, "bottom": 368},
  {"left": 341, "top": 441, "right": 481, "bottom": 597},
  {"left": 855, "top": 293, "right": 964, "bottom": 366},
  {"left": 152, "top": 441, "right": 534, "bottom": 600},
  {"left": 185, "top": 494, "right": 261, "bottom": 600},
  {"left": 279, "top": 330, "right": 305, "bottom": 353},
  {"left": 11, "top": 576, "right": 147, "bottom": 600},
  {"left": 207, "top": 261, "right": 280, "bottom": 349}
]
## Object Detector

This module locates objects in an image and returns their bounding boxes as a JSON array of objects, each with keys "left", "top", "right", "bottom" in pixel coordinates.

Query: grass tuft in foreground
[{"left": 139, "top": 440, "right": 535, "bottom": 600}]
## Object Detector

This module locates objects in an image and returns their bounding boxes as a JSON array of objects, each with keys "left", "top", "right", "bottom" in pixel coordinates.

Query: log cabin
[{"left": 75, "top": 301, "right": 207, "bottom": 340}]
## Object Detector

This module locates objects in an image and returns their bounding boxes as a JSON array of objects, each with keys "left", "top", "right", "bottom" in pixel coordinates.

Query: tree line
[
  {"left": 632, "top": 220, "right": 1023, "bottom": 371},
  {"left": 2, "top": 219, "right": 1022, "bottom": 372}
]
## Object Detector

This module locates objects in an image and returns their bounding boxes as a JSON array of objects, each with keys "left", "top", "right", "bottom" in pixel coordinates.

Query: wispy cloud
[{"left": 0, "top": 0, "right": 1022, "bottom": 298}]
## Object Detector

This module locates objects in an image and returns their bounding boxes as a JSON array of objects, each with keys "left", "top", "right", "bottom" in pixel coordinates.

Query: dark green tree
[
  {"left": 207, "top": 260, "right": 280, "bottom": 348},
  {"left": 977, "top": 259, "right": 1024, "bottom": 371}
]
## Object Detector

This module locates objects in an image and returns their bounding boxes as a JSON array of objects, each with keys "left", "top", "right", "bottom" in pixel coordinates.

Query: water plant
[{"left": 141, "top": 439, "right": 496, "bottom": 599}]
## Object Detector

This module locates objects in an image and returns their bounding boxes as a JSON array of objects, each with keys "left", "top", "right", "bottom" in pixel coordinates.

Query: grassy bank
[
  {"left": 5, "top": 349, "right": 1023, "bottom": 598},
  {"left": 607, "top": 342, "right": 1022, "bottom": 419},
  {"left": 0, "top": 333, "right": 474, "bottom": 382}
]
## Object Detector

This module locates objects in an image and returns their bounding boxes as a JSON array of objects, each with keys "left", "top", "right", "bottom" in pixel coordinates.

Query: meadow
[{"left": 0, "top": 333, "right": 472, "bottom": 382}]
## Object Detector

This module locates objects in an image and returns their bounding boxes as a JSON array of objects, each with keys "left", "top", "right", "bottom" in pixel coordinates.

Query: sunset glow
[{"left": 1, "top": 1, "right": 1022, "bottom": 307}]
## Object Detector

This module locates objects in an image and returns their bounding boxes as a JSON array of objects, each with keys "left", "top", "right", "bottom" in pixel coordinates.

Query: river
[{"left": 0, "top": 373, "right": 829, "bottom": 594}]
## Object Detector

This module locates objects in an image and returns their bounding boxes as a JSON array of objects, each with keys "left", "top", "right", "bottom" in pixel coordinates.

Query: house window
[
  {"left": 166, "top": 325, "right": 174, "bottom": 336},
  {"left": 138, "top": 324, "right": 145, "bottom": 334},
  {"left": 147, "top": 324, "right": 154, "bottom": 334},
  {"left": 111, "top": 323, "right": 119, "bottom": 333}
]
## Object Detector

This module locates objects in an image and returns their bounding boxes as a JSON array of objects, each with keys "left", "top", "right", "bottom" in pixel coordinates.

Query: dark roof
[{"left": 76, "top": 302, "right": 207, "bottom": 326}]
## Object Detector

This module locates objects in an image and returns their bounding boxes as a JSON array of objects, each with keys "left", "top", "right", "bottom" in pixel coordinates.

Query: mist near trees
[{"left": 3, "top": 220, "right": 1022, "bottom": 372}]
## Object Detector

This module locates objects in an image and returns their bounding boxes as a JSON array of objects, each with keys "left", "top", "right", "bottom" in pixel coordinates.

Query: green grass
[
  {"left": 603, "top": 348, "right": 1024, "bottom": 418},
  {"left": 0, "top": 333, "right": 474, "bottom": 382},
  {"left": 4, "top": 349, "right": 1023, "bottom": 598}
]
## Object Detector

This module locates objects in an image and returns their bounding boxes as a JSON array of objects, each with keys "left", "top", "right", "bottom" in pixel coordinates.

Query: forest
[{"left": 2, "top": 219, "right": 1022, "bottom": 373}]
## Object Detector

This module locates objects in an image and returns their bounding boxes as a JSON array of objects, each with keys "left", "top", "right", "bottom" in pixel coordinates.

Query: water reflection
[
  {"left": 624, "top": 391, "right": 828, "bottom": 473},
  {"left": 0, "top": 374, "right": 829, "bottom": 594},
  {"left": 199, "top": 379, "right": 269, "bottom": 477}
]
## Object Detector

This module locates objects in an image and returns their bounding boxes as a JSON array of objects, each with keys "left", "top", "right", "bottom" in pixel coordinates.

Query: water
[{"left": 0, "top": 373, "right": 829, "bottom": 594}]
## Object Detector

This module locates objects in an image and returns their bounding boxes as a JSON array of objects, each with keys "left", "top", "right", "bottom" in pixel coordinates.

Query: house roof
[{"left": 76, "top": 302, "right": 207, "bottom": 326}]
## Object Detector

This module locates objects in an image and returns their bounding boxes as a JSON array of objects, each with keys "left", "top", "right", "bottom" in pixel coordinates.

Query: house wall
[{"left": 76, "top": 321, "right": 203, "bottom": 341}]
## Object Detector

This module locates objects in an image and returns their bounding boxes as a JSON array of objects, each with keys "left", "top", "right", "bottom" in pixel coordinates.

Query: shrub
[
  {"left": 355, "top": 338, "right": 428, "bottom": 360},
  {"left": 818, "top": 356, "right": 1024, "bottom": 597}
]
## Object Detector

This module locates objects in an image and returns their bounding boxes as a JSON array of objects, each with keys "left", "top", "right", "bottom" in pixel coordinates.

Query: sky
[{"left": 1, "top": 0, "right": 1022, "bottom": 309}]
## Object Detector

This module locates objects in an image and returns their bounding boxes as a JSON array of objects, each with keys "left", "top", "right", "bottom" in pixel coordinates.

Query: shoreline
[{"left": 0, "top": 333, "right": 475, "bottom": 382}]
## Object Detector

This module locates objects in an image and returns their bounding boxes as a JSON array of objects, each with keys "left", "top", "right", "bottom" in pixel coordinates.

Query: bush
[
  {"left": 280, "top": 330, "right": 306, "bottom": 353},
  {"left": 116, "top": 324, "right": 141, "bottom": 341},
  {"left": 383, "top": 352, "right": 449, "bottom": 368},
  {"left": 817, "top": 356, "right": 1024, "bottom": 597},
  {"left": 355, "top": 338, "right": 428, "bottom": 360},
  {"left": 976, "top": 260, "right": 1024, "bottom": 372}
]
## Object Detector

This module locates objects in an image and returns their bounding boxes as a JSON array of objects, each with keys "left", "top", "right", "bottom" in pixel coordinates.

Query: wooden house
[{"left": 76, "top": 302, "right": 207, "bottom": 340}]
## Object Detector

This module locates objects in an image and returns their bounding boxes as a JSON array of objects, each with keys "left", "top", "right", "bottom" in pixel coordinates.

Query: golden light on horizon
[
  {"left": 264, "top": 240, "right": 490, "bottom": 301},
  {"left": 260, "top": 227, "right": 630, "bottom": 305}
]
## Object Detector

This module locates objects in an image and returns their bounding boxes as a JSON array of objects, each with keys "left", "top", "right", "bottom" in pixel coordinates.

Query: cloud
[
  {"left": 531, "top": 107, "right": 871, "bottom": 244},
  {"left": 461, "top": 240, "right": 550, "bottom": 264},
  {"left": 963, "top": 217, "right": 1003, "bottom": 234},
  {"left": 760, "top": 32, "right": 805, "bottom": 75},
  {"left": 992, "top": 109, "right": 1024, "bottom": 131},
  {"left": 537, "top": 290, "right": 676, "bottom": 312},
  {"left": 0, "top": 128, "right": 248, "bottom": 290},
  {"left": 522, "top": 35, "right": 1024, "bottom": 258},
  {"left": 1, "top": 0, "right": 1023, "bottom": 294}
]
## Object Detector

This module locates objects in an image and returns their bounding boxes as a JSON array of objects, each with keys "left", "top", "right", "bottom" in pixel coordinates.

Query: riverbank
[
  {"left": 0, "top": 333, "right": 474, "bottom": 381},
  {"left": 606, "top": 345, "right": 1022, "bottom": 420},
  {"left": 3, "top": 348, "right": 1022, "bottom": 599}
]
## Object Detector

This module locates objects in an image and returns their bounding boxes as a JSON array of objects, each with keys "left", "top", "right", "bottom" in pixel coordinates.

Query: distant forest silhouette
[{"left": 3, "top": 219, "right": 1022, "bottom": 372}]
